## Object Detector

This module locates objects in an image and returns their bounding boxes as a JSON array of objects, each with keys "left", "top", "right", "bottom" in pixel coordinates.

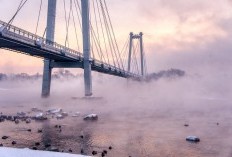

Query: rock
[
  {"left": 27, "top": 129, "right": 32, "bottom": 132},
  {"left": 80, "top": 135, "right": 84, "bottom": 139},
  {"left": 15, "top": 119, "right": 20, "bottom": 124},
  {"left": 32, "top": 147, "right": 37, "bottom": 150},
  {"left": 38, "top": 129, "right": 43, "bottom": 133},
  {"left": 109, "top": 146, "right": 112, "bottom": 150},
  {"left": 47, "top": 109, "right": 62, "bottom": 114},
  {"left": 186, "top": 136, "right": 200, "bottom": 142},
  {"left": 80, "top": 149, "right": 84, "bottom": 154},
  {"left": 6, "top": 116, "right": 14, "bottom": 121},
  {"left": 55, "top": 125, "right": 62, "bottom": 128},
  {"left": 2, "top": 136, "right": 9, "bottom": 140},
  {"left": 56, "top": 114, "right": 64, "bottom": 119},
  {"left": 101, "top": 152, "right": 105, "bottom": 157},
  {"left": 1, "top": 115, "right": 7, "bottom": 118},
  {"left": 17, "top": 112, "right": 26, "bottom": 117},
  {"left": 12, "top": 141, "right": 17, "bottom": 145},
  {"left": 14, "top": 116, "right": 20, "bottom": 120},
  {"left": 103, "top": 150, "right": 107, "bottom": 154},
  {"left": 0, "top": 143, "right": 3, "bottom": 147},
  {"left": 35, "top": 142, "right": 40, "bottom": 146},
  {"left": 83, "top": 114, "right": 98, "bottom": 121},
  {"left": 216, "top": 122, "right": 219, "bottom": 126},
  {"left": 35, "top": 113, "right": 47, "bottom": 120},
  {"left": 26, "top": 118, "right": 31, "bottom": 123},
  {"left": 68, "top": 149, "right": 72, "bottom": 152},
  {"left": 184, "top": 124, "right": 189, "bottom": 127},
  {"left": 92, "top": 150, "right": 98, "bottom": 155},
  {"left": 12, "top": 116, "right": 20, "bottom": 121},
  {"left": 61, "top": 112, "right": 68, "bottom": 117},
  {"left": 45, "top": 143, "right": 51, "bottom": 148},
  {"left": 0, "top": 117, "right": 5, "bottom": 122}
]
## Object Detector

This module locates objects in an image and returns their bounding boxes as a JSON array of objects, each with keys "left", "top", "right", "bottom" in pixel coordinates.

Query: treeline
[
  {"left": 0, "top": 69, "right": 185, "bottom": 81},
  {"left": 0, "top": 69, "right": 81, "bottom": 81},
  {"left": 146, "top": 69, "right": 185, "bottom": 81}
]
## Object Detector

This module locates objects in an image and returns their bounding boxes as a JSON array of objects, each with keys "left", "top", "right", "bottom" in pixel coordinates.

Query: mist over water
[{"left": 0, "top": 69, "right": 232, "bottom": 157}]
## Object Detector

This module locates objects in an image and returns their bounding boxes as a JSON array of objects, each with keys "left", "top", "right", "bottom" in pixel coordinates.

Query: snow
[{"left": 0, "top": 147, "right": 90, "bottom": 157}]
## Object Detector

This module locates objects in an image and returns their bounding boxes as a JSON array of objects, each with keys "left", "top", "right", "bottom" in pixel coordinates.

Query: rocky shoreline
[{"left": 0, "top": 108, "right": 112, "bottom": 157}]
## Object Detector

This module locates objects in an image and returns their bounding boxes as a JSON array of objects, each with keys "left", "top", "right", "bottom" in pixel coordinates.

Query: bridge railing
[
  {"left": 0, "top": 20, "right": 83, "bottom": 59},
  {"left": 92, "top": 58, "right": 141, "bottom": 78},
  {"left": 0, "top": 21, "right": 41, "bottom": 41}
]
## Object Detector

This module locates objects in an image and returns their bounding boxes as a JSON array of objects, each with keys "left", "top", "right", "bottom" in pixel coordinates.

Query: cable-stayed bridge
[{"left": 0, "top": 0, "right": 147, "bottom": 97}]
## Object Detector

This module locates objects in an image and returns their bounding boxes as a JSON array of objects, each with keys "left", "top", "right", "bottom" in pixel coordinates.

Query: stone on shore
[
  {"left": 186, "top": 136, "right": 200, "bottom": 142},
  {"left": 83, "top": 114, "right": 98, "bottom": 121},
  {"left": 35, "top": 113, "right": 47, "bottom": 120}
]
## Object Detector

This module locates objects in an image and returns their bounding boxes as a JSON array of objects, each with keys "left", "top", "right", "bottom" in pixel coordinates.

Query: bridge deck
[{"left": 0, "top": 20, "right": 141, "bottom": 79}]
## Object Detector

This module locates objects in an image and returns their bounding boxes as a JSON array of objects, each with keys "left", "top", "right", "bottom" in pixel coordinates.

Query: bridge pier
[
  {"left": 41, "top": 0, "right": 57, "bottom": 97},
  {"left": 42, "top": 59, "right": 52, "bottom": 97}
]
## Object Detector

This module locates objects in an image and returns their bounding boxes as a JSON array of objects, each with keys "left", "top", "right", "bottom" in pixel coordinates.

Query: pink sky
[{"left": 0, "top": 0, "right": 232, "bottom": 74}]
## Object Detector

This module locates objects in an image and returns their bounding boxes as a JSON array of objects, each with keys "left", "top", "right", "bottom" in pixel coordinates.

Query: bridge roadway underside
[{"left": 0, "top": 35, "right": 138, "bottom": 79}]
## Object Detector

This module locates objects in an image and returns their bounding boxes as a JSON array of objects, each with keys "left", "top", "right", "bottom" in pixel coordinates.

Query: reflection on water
[{"left": 0, "top": 77, "right": 232, "bottom": 157}]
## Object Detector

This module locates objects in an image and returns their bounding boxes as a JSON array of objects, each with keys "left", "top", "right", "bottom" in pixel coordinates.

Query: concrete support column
[
  {"left": 42, "top": 0, "right": 57, "bottom": 97},
  {"left": 42, "top": 60, "right": 52, "bottom": 97},
  {"left": 81, "top": 0, "right": 92, "bottom": 96}
]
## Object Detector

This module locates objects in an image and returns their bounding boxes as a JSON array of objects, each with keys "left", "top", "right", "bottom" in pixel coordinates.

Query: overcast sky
[{"left": 0, "top": 0, "right": 232, "bottom": 74}]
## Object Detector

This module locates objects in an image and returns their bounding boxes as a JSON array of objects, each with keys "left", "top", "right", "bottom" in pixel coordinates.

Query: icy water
[{"left": 0, "top": 76, "right": 232, "bottom": 157}]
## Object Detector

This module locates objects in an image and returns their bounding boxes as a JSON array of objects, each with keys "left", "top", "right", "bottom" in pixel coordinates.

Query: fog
[{"left": 0, "top": 68, "right": 232, "bottom": 156}]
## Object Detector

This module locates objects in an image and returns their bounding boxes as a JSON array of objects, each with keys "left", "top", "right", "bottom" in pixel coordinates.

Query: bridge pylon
[
  {"left": 128, "top": 32, "right": 146, "bottom": 77},
  {"left": 41, "top": 0, "right": 57, "bottom": 97},
  {"left": 82, "top": 0, "right": 92, "bottom": 96}
]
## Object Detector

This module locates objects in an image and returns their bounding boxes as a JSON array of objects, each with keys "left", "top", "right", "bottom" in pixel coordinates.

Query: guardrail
[{"left": 0, "top": 20, "right": 142, "bottom": 79}]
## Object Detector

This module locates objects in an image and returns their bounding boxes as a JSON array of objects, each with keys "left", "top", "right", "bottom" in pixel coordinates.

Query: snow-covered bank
[{"left": 0, "top": 147, "right": 90, "bottom": 157}]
